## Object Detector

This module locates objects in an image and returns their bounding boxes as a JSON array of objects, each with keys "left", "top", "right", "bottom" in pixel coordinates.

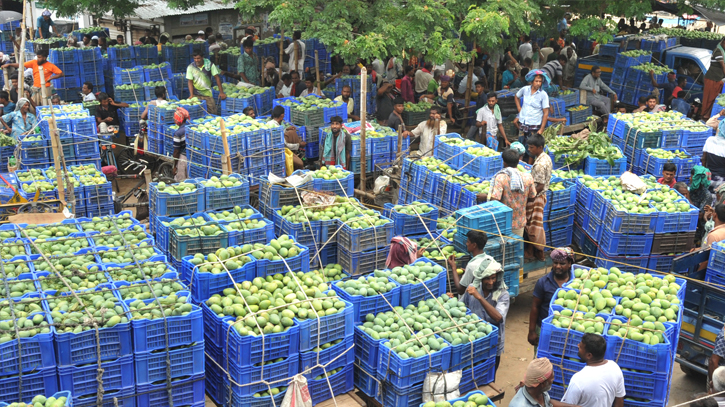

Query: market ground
[
  {"left": 114, "top": 179, "right": 703, "bottom": 406},
  {"left": 197, "top": 288, "right": 704, "bottom": 406}
]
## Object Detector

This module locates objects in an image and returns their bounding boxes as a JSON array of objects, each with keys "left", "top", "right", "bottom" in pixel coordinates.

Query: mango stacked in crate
[
  {"left": 33, "top": 104, "right": 100, "bottom": 169},
  {"left": 198, "top": 243, "right": 354, "bottom": 406},
  {"left": 333, "top": 75, "right": 377, "bottom": 117},
  {"left": 0, "top": 21, "right": 19, "bottom": 54},
  {"left": 253, "top": 35, "right": 290, "bottom": 67},
  {"left": 160, "top": 43, "right": 193, "bottom": 74},
  {"left": 77, "top": 47, "right": 106, "bottom": 98},
  {"left": 397, "top": 135, "right": 502, "bottom": 211},
  {"left": 106, "top": 44, "right": 136, "bottom": 70},
  {"left": 541, "top": 177, "right": 577, "bottom": 257},
  {"left": 607, "top": 111, "right": 712, "bottom": 158},
  {"left": 573, "top": 174, "right": 698, "bottom": 272},
  {"left": 302, "top": 37, "right": 332, "bottom": 75},
  {"left": 537, "top": 265, "right": 685, "bottom": 407},
  {"left": 270, "top": 194, "right": 393, "bottom": 276},
  {"left": 111, "top": 63, "right": 174, "bottom": 104},
  {"left": 0, "top": 391, "right": 73, "bottom": 406},
  {"left": 212, "top": 83, "right": 275, "bottom": 116},
  {"left": 133, "top": 44, "right": 160, "bottom": 66},
  {"left": 118, "top": 102, "right": 148, "bottom": 138},
  {"left": 184, "top": 112, "right": 285, "bottom": 182},
  {"left": 316, "top": 121, "right": 398, "bottom": 173},
  {"left": 146, "top": 98, "right": 209, "bottom": 156},
  {"left": 0, "top": 212, "right": 207, "bottom": 406},
  {"left": 634, "top": 148, "right": 700, "bottom": 183},
  {"left": 351, "top": 271, "right": 500, "bottom": 407},
  {"left": 608, "top": 51, "right": 655, "bottom": 104}
]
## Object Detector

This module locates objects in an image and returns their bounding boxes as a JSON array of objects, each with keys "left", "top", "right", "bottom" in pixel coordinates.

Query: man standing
[
  {"left": 320, "top": 116, "right": 352, "bottom": 170},
  {"left": 237, "top": 38, "right": 260, "bottom": 85},
  {"left": 270, "top": 106, "right": 306, "bottom": 170},
  {"left": 195, "top": 31, "right": 206, "bottom": 42},
  {"left": 334, "top": 85, "right": 359, "bottom": 122},
  {"left": 140, "top": 29, "right": 158, "bottom": 46},
  {"left": 36, "top": 10, "right": 56, "bottom": 39},
  {"left": 526, "top": 134, "right": 552, "bottom": 260},
  {"left": 400, "top": 66, "right": 415, "bottom": 103},
  {"left": 528, "top": 247, "right": 573, "bottom": 351},
  {"left": 579, "top": 66, "right": 616, "bottom": 117},
  {"left": 519, "top": 36, "right": 533, "bottom": 60},
  {"left": 703, "top": 37, "right": 725, "bottom": 120},
  {"left": 469, "top": 92, "right": 509, "bottom": 148},
  {"left": 447, "top": 231, "right": 492, "bottom": 295},
  {"left": 477, "top": 149, "right": 536, "bottom": 237},
  {"left": 558, "top": 13, "right": 571, "bottom": 35},
  {"left": 414, "top": 62, "right": 434, "bottom": 101},
  {"left": 387, "top": 97, "right": 410, "bottom": 136},
  {"left": 116, "top": 35, "right": 125, "bottom": 46},
  {"left": 1, "top": 50, "right": 63, "bottom": 106},
  {"left": 285, "top": 31, "right": 306, "bottom": 74},
  {"left": 376, "top": 81, "right": 396, "bottom": 126},
  {"left": 186, "top": 51, "right": 226, "bottom": 115},
  {"left": 515, "top": 73, "right": 549, "bottom": 162},
  {"left": 411, "top": 106, "right": 447, "bottom": 157},
  {"left": 561, "top": 334, "right": 626, "bottom": 407},
  {"left": 437, "top": 75, "right": 456, "bottom": 124},
  {"left": 562, "top": 46, "right": 578, "bottom": 87},
  {"left": 650, "top": 71, "right": 678, "bottom": 106}
]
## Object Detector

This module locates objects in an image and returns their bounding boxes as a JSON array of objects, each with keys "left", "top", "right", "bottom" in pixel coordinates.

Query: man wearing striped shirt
[
  {"left": 541, "top": 54, "right": 567, "bottom": 89},
  {"left": 172, "top": 107, "right": 189, "bottom": 181}
]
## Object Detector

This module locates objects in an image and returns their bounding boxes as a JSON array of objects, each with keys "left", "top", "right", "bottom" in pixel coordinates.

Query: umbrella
[
  {"left": 525, "top": 69, "right": 551, "bottom": 87},
  {"left": 0, "top": 11, "right": 22, "bottom": 26}
]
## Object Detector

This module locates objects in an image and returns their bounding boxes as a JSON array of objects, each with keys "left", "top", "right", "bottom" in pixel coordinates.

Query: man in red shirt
[
  {"left": 672, "top": 76, "right": 687, "bottom": 101},
  {"left": 658, "top": 162, "right": 677, "bottom": 187},
  {"left": 400, "top": 66, "right": 415, "bottom": 103}
]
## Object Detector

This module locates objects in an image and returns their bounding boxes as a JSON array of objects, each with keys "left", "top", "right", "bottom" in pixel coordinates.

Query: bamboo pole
[
  {"left": 18, "top": 0, "right": 27, "bottom": 98},
  {"left": 314, "top": 50, "right": 321, "bottom": 95},
  {"left": 463, "top": 41, "right": 476, "bottom": 136},
  {"left": 397, "top": 125, "right": 404, "bottom": 160},
  {"left": 279, "top": 28, "right": 284, "bottom": 77},
  {"left": 360, "top": 67, "right": 367, "bottom": 192},
  {"left": 220, "top": 117, "right": 232, "bottom": 175}
]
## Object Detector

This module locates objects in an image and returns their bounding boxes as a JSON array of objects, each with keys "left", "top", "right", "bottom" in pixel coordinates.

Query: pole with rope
[{"left": 360, "top": 67, "right": 367, "bottom": 192}]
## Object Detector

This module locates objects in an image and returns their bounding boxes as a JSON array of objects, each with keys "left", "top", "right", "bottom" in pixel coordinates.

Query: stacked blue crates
[
  {"left": 0, "top": 21, "right": 19, "bottom": 54},
  {"left": 49, "top": 48, "right": 82, "bottom": 102},
  {"left": 78, "top": 47, "right": 105, "bottom": 96},
  {"left": 161, "top": 44, "right": 192, "bottom": 74},
  {"left": 543, "top": 179, "right": 576, "bottom": 254},
  {"left": 134, "top": 45, "right": 160, "bottom": 66}
]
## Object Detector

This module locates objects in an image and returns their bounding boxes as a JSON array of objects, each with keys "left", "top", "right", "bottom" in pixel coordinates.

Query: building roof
[{"left": 133, "top": 0, "right": 236, "bottom": 20}]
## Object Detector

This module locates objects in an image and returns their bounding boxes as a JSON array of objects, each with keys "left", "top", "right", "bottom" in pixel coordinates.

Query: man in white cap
[
  {"left": 36, "top": 10, "right": 56, "bottom": 39},
  {"left": 195, "top": 31, "right": 206, "bottom": 42}
]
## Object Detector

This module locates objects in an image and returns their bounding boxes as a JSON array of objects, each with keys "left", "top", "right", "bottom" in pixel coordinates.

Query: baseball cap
[{"left": 198, "top": 30, "right": 205, "bottom": 35}]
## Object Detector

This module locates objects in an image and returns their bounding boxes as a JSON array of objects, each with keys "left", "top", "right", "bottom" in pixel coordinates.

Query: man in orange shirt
[{"left": 1, "top": 50, "right": 63, "bottom": 106}]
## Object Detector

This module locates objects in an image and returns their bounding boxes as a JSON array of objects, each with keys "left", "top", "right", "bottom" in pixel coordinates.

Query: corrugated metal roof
[{"left": 133, "top": 0, "right": 236, "bottom": 20}]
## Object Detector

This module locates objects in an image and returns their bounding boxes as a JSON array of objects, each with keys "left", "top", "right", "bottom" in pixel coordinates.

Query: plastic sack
[
  {"left": 620, "top": 171, "right": 647, "bottom": 195},
  {"left": 421, "top": 371, "right": 462, "bottom": 403},
  {"left": 281, "top": 374, "right": 312, "bottom": 407},
  {"left": 285, "top": 148, "right": 294, "bottom": 176}
]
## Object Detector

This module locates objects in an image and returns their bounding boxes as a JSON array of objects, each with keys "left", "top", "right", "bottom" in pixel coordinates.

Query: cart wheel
[
  {"left": 680, "top": 364, "right": 703, "bottom": 377},
  {"left": 135, "top": 191, "right": 149, "bottom": 221},
  {"left": 115, "top": 148, "right": 136, "bottom": 174},
  {"left": 17, "top": 202, "right": 54, "bottom": 214},
  {"left": 156, "top": 161, "right": 174, "bottom": 181}
]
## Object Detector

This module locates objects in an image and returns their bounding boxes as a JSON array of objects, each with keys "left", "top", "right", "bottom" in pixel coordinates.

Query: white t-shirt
[
  {"left": 519, "top": 43, "right": 533, "bottom": 60},
  {"left": 279, "top": 83, "right": 292, "bottom": 98},
  {"left": 285, "top": 40, "right": 306, "bottom": 73},
  {"left": 457, "top": 74, "right": 478, "bottom": 95},
  {"left": 704, "top": 136, "right": 725, "bottom": 158},
  {"left": 83, "top": 92, "right": 97, "bottom": 102},
  {"left": 561, "top": 361, "right": 625, "bottom": 407}
]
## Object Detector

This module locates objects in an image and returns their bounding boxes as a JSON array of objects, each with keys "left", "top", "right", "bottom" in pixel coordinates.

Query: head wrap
[
  {"left": 198, "top": 30, "right": 205, "bottom": 35},
  {"left": 515, "top": 358, "right": 554, "bottom": 391},
  {"left": 91, "top": 36, "right": 99, "bottom": 41},
  {"left": 690, "top": 165, "right": 712, "bottom": 192},
  {"left": 386, "top": 237, "right": 418, "bottom": 269},
  {"left": 15, "top": 98, "right": 29, "bottom": 112},
  {"left": 446, "top": 69, "right": 455, "bottom": 78},
  {"left": 173, "top": 107, "right": 190, "bottom": 126},
  {"left": 525, "top": 69, "right": 551, "bottom": 87},
  {"left": 510, "top": 142, "right": 526, "bottom": 156},
  {"left": 550, "top": 247, "right": 574, "bottom": 262},
  {"left": 42, "top": 9, "right": 51, "bottom": 16},
  {"left": 717, "top": 119, "right": 725, "bottom": 140},
  {"left": 716, "top": 183, "right": 725, "bottom": 206},
  {"left": 440, "top": 75, "right": 451, "bottom": 82},
  {"left": 469, "top": 256, "right": 507, "bottom": 302}
]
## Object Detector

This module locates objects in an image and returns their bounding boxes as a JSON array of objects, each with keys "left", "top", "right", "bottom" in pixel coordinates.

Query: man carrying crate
[{"left": 187, "top": 51, "right": 226, "bottom": 115}]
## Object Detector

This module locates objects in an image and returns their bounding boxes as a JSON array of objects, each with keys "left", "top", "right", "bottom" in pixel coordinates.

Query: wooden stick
[
  {"left": 279, "top": 29, "right": 284, "bottom": 77},
  {"left": 220, "top": 117, "right": 232, "bottom": 175},
  {"left": 360, "top": 68, "right": 367, "bottom": 192},
  {"left": 397, "top": 124, "right": 404, "bottom": 160},
  {"left": 315, "top": 50, "right": 321, "bottom": 95},
  {"left": 463, "top": 41, "right": 476, "bottom": 135},
  {"left": 18, "top": 0, "right": 27, "bottom": 98},
  {"left": 27, "top": 1, "right": 34, "bottom": 40},
  {"left": 3, "top": 68, "right": 9, "bottom": 92}
]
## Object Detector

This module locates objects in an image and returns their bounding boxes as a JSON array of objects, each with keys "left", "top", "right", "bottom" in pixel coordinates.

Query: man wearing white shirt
[
  {"left": 277, "top": 73, "right": 293, "bottom": 98},
  {"left": 519, "top": 35, "right": 533, "bottom": 60},
  {"left": 81, "top": 82, "right": 96, "bottom": 102},
  {"left": 561, "top": 334, "right": 625, "bottom": 407},
  {"left": 285, "top": 31, "right": 306, "bottom": 73}
]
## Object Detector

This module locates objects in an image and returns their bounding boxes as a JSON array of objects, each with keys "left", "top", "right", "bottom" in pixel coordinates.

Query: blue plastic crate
[
  {"left": 337, "top": 217, "right": 393, "bottom": 253},
  {"left": 604, "top": 205, "right": 657, "bottom": 234},
  {"left": 54, "top": 309, "right": 133, "bottom": 365},
  {"left": 458, "top": 358, "right": 497, "bottom": 394},
  {"left": 227, "top": 355, "right": 298, "bottom": 396},
  {"left": 130, "top": 302, "right": 203, "bottom": 353},
  {"left": 605, "top": 316, "right": 673, "bottom": 373},
  {"left": 107, "top": 46, "right": 135, "bottom": 61},
  {"left": 296, "top": 298, "right": 354, "bottom": 352},
  {"left": 354, "top": 365, "right": 379, "bottom": 399},
  {"left": 647, "top": 254, "right": 677, "bottom": 273},
  {"left": 168, "top": 223, "right": 229, "bottom": 260},
  {"left": 225, "top": 317, "right": 300, "bottom": 367},
  {"left": 504, "top": 264, "right": 520, "bottom": 297},
  {"left": 307, "top": 364, "right": 354, "bottom": 406},
  {"left": 113, "top": 66, "right": 143, "bottom": 85},
  {"left": 383, "top": 202, "right": 438, "bottom": 237},
  {"left": 134, "top": 341, "right": 204, "bottom": 385},
  {"left": 0, "top": 312, "right": 55, "bottom": 375},
  {"left": 447, "top": 324, "right": 499, "bottom": 372},
  {"left": 311, "top": 167, "right": 354, "bottom": 197},
  {"left": 333, "top": 284, "right": 400, "bottom": 323},
  {"left": 337, "top": 245, "right": 389, "bottom": 276},
  {"left": 136, "top": 373, "right": 205, "bottom": 407},
  {"left": 377, "top": 333, "right": 452, "bottom": 387},
  {"left": 653, "top": 201, "right": 699, "bottom": 233},
  {"left": 199, "top": 173, "right": 250, "bottom": 210},
  {"left": 354, "top": 325, "right": 382, "bottom": 370},
  {"left": 584, "top": 153, "right": 626, "bottom": 177},
  {"left": 255, "top": 241, "right": 310, "bottom": 277},
  {"left": 454, "top": 201, "right": 513, "bottom": 237},
  {"left": 599, "top": 228, "right": 653, "bottom": 256},
  {"left": 460, "top": 151, "right": 503, "bottom": 180},
  {"left": 182, "top": 253, "right": 255, "bottom": 302},
  {"left": 543, "top": 207, "right": 574, "bottom": 232},
  {"left": 0, "top": 367, "right": 58, "bottom": 404},
  {"left": 547, "top": 226, "right": 573, "bottom": 248},
  {"left": 381, "top": 381, "right": 423, "bottom": 407},
  {"left": 58, "top": 354, "right": 135, "bottom": 397},
  {"left": 20, "top": 134, "right": 49, "bottom": 162},
  {"left": 300, "top": 335, "right": 355, "bottom": 379},
  {"left": 149, "top": 179, "right": 205, "bottom": 216},
  {"left": 566, "top": 105, "right": 592, "bottom": 125},
  {"left": 143, "top": 62, "right": 173, "bottom": 82},
  {"left": 709, "top": 241, "right": 725, "bottom": 271},
  {"left": 594, "top": 250, "right": 650, "bottom": 274}
]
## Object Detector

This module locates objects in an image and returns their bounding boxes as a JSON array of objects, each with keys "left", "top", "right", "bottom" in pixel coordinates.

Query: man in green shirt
[
  {"left": 186, "top": 50, "right": 226, "bottom": 114},
  {"left": 236, "top": 38, "right": 260, "bottom": 85}
]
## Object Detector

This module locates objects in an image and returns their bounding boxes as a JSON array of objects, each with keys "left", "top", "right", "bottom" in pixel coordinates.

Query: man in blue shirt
[
  {"left": 528, "top": 247, "right": 572, "bottom": 352},
  {"left": 515, "top": 73, "right": 550, "bottom": 162},
  {"left": 36, "top": 10, "right": 56, "bottom": 39},
  {"left": 558, "top": 13, "right": 570, "bottom": 34}
]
